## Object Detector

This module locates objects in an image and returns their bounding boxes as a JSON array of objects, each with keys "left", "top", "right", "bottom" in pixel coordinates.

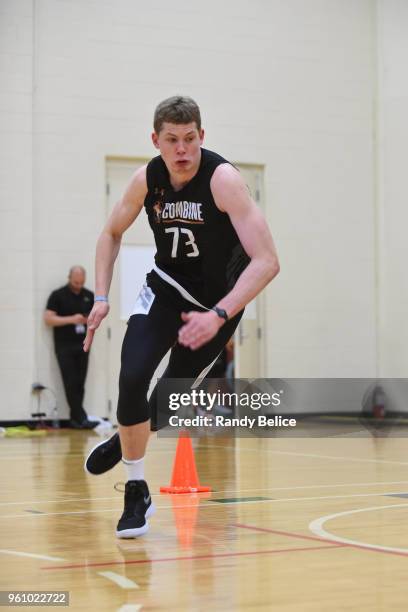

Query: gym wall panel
[
  {"left": 377, "top": 0, "right": 408, "bottom": 376},
  {"left": 0, "top": 0, "right": 35, "bottom": 421}
]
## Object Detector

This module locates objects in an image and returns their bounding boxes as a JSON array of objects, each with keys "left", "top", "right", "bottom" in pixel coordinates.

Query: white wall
[
  {"left": 376, "top": 0, "right": 408, "bottom": 376},
  {"left": 0, "top": 0, "right": 35, "bottom": 419},
  {"left": 253, "top": 1, "right": 377, "bottom": 377},
  {"left": 1, "top": 0, "right": 379, "bottom": 421}
]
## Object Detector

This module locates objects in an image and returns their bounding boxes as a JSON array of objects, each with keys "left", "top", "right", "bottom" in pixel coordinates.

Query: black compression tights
[{"left": 117, "top": 294, "right": 242, "bottom": 428}]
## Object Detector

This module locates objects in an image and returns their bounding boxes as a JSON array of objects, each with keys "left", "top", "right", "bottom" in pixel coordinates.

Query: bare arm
[
  {"left": 210, "top": 163, "right": 279, "bottom": 317},
  {"left": 44, "top": 310, "right": 87, "bottom": 327},
  {"left": 178, "top": 163, "right": 279, "bottom": 350},
  {"left": 83, "top": 164, "right": 148, "bottom": 352}
]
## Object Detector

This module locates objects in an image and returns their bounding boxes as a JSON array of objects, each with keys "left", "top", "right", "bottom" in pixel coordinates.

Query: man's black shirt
[{"left": 46, "top": 285, "right": 94, "bottom": 348}]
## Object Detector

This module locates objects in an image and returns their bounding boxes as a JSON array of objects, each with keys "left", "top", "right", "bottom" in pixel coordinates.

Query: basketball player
[{"left": 83, "top": 96, "right": 280, "bottom": 538}]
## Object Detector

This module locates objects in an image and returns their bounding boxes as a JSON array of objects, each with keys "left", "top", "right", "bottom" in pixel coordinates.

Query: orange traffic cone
[{"left": 160, "top": 431, "right": 211, "bottom": 494}]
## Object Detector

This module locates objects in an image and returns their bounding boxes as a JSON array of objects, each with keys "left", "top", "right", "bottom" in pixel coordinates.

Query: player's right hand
[{"left": 83, "top": 302, "right": 110, "bottom": 352}]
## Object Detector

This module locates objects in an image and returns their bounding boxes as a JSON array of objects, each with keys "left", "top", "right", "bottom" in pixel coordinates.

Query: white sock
[{"left": 122, "top": 456, "right": 145, "bottom": 482}]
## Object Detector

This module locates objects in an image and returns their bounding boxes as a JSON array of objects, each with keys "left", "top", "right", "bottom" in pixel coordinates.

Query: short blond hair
[{"left": 153, "top": 96, "right": 201, "bottom": 134}]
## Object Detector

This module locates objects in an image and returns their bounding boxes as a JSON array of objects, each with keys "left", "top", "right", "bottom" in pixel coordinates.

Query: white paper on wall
[{"left": 119, "top": 245, "right": 156, "bottom": 320}]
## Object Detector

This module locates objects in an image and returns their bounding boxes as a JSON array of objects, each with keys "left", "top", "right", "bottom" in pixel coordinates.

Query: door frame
[{"left": 234, "top": 161, "right": 267, "bottom": 378}]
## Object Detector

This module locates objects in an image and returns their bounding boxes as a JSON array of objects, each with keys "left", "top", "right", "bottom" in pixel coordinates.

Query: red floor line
[
  {"left": 233, "top": 523, "right": 342, "bottom": 545},
  {"left": 41, "top": 544, "right": 343, "bottom": 571},
  {"left": 233, "top": 522, "right": 408, "bottom": 559}
]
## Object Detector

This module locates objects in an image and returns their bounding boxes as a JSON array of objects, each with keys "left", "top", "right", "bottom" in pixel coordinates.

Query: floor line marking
[
  {"left": 6, "top": 445, "right": 408, "bottom": 466},
  {"left": 1, "top": 480, "right": 408, "bottom": 507},
  {"left": 0, "top": 449, "right": 179, "bottom": 460},
  {"left": 2, "top": 490, "right": 408, "bottom": 519},
  {"left": 253, "top": 449, "right": 408, "bottom": 466},
  {"left": 309, "top": 502, "right": 408, "bottom": 557},
  {"left": 212, "top": 480, "right": 408, "bottom": 494},
  {"left": 98, "top": 571, "right": 139, "bottom": 589},
  {"left": 3, "top": 443, "right": 408, "bottom": 466},
  {"left": 117, "top": 605, "right": 142, "bottom": 612},
  {"left": 0, "top": 496, "right": 137, "bottom": 507},
  {"left": 0, "top": 549, "right": 65, "bottom": 562},
  {"left": 41, "top": 544, "right": 343, "bottom": 571},
  {"left": 209, "top": 491, "right": 408, "bottom": 505},
  {"left": 233, "top": 523, "right": 348, "bottom": 545}
]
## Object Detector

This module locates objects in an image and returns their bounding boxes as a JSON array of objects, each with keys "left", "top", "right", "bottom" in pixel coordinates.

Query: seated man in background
[{"left": 44, "top": 266, "right": 96, "bottom": 429}]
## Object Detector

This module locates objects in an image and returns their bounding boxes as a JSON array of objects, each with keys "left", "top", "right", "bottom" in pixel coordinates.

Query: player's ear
[
  {"left": 151, "top": 132, "right": 160, "bottom": 149},
  {"left": 199, "top": 128, "right": 205, "bottom": 144}
]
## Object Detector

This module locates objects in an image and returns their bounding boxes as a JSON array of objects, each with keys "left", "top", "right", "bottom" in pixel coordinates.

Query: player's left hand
[{"left": 178, "top": 310, "right": 224, "bottom": 350}]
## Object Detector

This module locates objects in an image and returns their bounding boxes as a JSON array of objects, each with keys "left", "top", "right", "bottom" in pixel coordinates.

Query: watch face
[{"left": 214, "top": 307, "right": 228, "bottom": 321}]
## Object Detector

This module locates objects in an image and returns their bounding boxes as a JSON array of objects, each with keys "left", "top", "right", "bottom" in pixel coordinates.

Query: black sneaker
[
  {"left": 84, "top": 432, "right": 122, "bottom": 475},
  {"left": 116, "top": 480, "right": 155, "bottom": 538},
  {"left": 69, "top": 418, "right": 98, "bottom": 430}
]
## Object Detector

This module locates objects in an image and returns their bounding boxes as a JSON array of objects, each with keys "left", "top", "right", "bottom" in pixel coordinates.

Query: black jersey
[{"left": 144, "top": 148, "right": 250, "bottom": 307}]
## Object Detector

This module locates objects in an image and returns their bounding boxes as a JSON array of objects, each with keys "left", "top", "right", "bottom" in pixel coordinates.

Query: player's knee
[
  {"left": 119, "top": 364, "right": 150, "bottom": 397},
  {"left": 116, "top": 401, "right": 149, "bottom": 426},
  {"left": 117, "top": 366, "right": 151, "bottom": 426}
]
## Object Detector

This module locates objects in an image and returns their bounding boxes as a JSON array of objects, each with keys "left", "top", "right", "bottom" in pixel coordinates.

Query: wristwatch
[{"left": 211, "top": 306, "right": 228, "bottom": 322}]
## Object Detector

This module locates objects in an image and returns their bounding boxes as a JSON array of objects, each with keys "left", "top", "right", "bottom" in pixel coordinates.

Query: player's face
[{"left": 152, "top": 122, "right": 204, "bottom": 178}]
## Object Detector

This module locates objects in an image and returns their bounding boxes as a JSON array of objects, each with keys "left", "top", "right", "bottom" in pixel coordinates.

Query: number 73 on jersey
[{"left": 165, "top": 227, "right": 199, "bottom": 258}]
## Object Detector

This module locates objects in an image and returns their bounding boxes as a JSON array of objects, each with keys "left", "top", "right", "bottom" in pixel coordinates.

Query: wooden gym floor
[{"left": 1, "top": 424, "right": 408, "bottom": 611}]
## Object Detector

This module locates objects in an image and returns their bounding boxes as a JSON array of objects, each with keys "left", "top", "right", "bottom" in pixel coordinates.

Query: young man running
[{"left": 84, "top": 96, "right": 280, "bottom": 538}]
